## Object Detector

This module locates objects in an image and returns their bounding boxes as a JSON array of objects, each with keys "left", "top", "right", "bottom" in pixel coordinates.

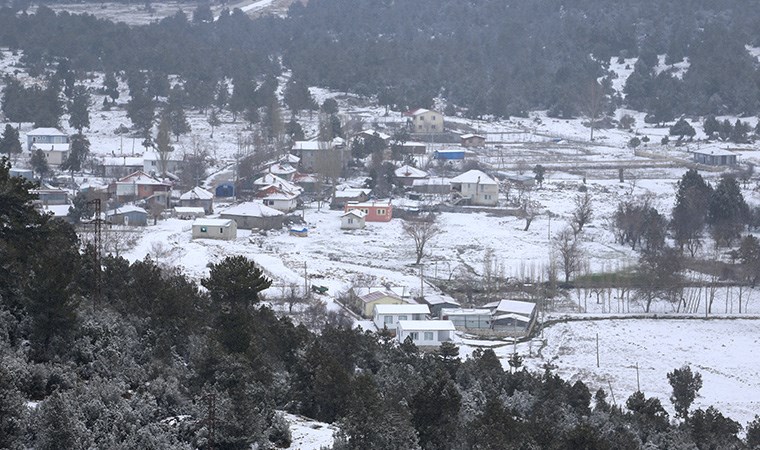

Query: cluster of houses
[{"left": 346, "top": 286, "right": 538, "bottom": 347}]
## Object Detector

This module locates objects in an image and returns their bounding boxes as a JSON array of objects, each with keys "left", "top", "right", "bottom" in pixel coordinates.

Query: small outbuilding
[
  {"left": 394, "top": 165, "right": 428, "bottom": 187},
  {"left": 173, "top": 206, "right": 206, "bottom": 219},
  {"left": 460, "top": 134, "right": 486, "bottom": 148},
  {"left": 692, "top": 149, "right": 737, "bottom": 166},
  {"left": 192, "top": 218, "right": 237, "bottom": 240},
  {"left": 440, "top": 308, "right": 493, "bottom": 330},
  {"left": 179, "top": 186, "right": 214, "bottom": 214},
  {"left": 352, "top": 290, "right": 405, "bottom": 318},
  {"left": 341, "top": 209, "right": 366, "bottom": 230},
  {"left": 395, "top": 320, "right": 456, "bottom": 347},
  {"left": 344, "top": 201, "right": 392, "bottom": 222},
  {"left": 215, "top": 182, "right": 235, "bottom": 198},
  {"left": 106, "top": 205, "right": 149, "bottom": 226},
  {"left": 220, "top": 202, "right": 284, "bottom": 230}
]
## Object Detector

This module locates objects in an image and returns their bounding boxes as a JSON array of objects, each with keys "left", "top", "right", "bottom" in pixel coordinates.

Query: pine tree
[
  {"left": 155, "top": 115, "right": 173, "bottom": 176},
  {"left": 0, "top": 364, "right": 26, "bottom": 450},
  {"left": 0, "top": 125, "right": 22, "bottom": 158},
  {"left": 61, "top": 133, "right": 90, "bottom": 176},
  {"left": 68, "top": 85, "right": 90, "bottom": 133},
  {"left": 202, "top": 256, "right": 272, "bottom": 311},
  {"left": 30, "top": 149, "right": 49, "bottom": 179},
  {"left": 126, "top": 90, "right": 155, "bottom": 137},
  {"left": 208, "top": 108, "right": 221, "bottom": 138},
  {"left": 667, "top": 365, "right": 703, "bottom": 420},
  {"left": 35, "top": 392, "right": 88, "bottom": 450},
  {"left": 103, "top": 71, "right": 119, "bottom": 101}
]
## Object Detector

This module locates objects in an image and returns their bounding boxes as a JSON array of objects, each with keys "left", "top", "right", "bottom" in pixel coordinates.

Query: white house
[
  {"left": 404, "top": 108, "right": 444, "bottom": 134},
  {"left": 179, "top": 186, "right": 214, "bottom": 214},
  {"left": 373, "top": 304, "right": 430, "bottom": 330},
  {"left": 450, "top": 169, "right": 499, "bottom": 206},
  {"left": 396, "top": 320, "right": 456, "bottom": 347},
  {"left": 340, "top": 209, "right": 366, "bottom": 230},
  {"left": 192, "top": 218, "right": 237, "bottom": 240},
  {"left": 485, "top": 299, "right": 537, "bottom": 333},
  {"left": 143, "top": 151, "right": 182, "bottom": 175},
  {"left": 26, "top": 128, "right": 68, "bottom": 151}
]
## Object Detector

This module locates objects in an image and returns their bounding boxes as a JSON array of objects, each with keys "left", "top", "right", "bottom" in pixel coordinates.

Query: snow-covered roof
[
  {"left": 143, "top": 151, "right": 183, "bottom": 162},
  {"left": 397, "top": 320, "right": 456, "bottom": 331},
  {"left": 42, "top": 204, "right": 71, "bottom": 217},
  {"left": 394, "top": 165, "right": 428, "bottom": 178},
  {"left": 27, "top": 127, "right": 67, "bottom": 136},
  {"left": 101, "top": 156, "right": 143, "bottom": 167},
  {"left": 334, "top": 188, "right": 370, "bottom": 199},
  {"left": 253, "top": 173, "right": 301, "bottom": 194},
  {"left": 492, "top": 299, "right": 536, "bottom": 316},
  {"left": 293, "top": 173, "right": 319, "bottom": 183},
  {"left": 353, "top": 286, "right": 408, "bottom": 298},
  {"left": 440, "top": 308, "right": 492, "bottom": 316},
  {"left": 221, "top": 202, "right": 284, "bottom": 217},
  {"left": 292, "top": 141, "right": 331, "bottom": 151},
  {"left": 117, "top": 171, "right": 171, "bottom": 186},
  {"left": 460, "top": 133, "right": 485, "bottom": 140},
  {"left": 693, "top": 148, "right": 736, "bottom": 157},
  {"left": 412, "top": 177, "right": 451, "bottom": 186},
  {"left": 262, "top": 191, "right": 298, "bottom": 201},
  {"left": 264, "top": 163, "right": 297, "bottom": 176},
  {"left": 281, "top": 154, "right": 300, "bottom": 164},
  {"left": 106, "top": 205, "right": 148, "bottom": 216},
  {"left": 492, "top": 313, "right": 531, "bottom": 323},
  {"left": 346, "top": 201, "right": 392, "bottom": 208},
  {"left": 193, "top": 218, "right": 234, "bottom": 227},
  {"left": 401, "top": 141, "right": 427, "bottom": 147},
  {"left": 359, "top": 129, "right": 391, "bottom": 140},
  {"left": 341, "top": 209, "right": 366, "bottom": 218},
  {"left": 31, "top": 143, "right": 69, "bottom": 151},
  {"left": 359, "top": 290, "right": 403, "bottom": 304},
  {"left": 450, "top": 169, "right": 498, "bottom": 185},
  {"left": 405, "top": 108, "right": 439, "bottom": 117},
  {"left": 180, "top": 186, "right": 214, "bottom": 201},
  {"left": 173, "top": 206, "right": 205, "bottom": 214},
  {"left": 374, "top": 304, "right": 430, "bottom": 315},
  {"left": 423, "top": 294, "right": 460, "bottom": 306}
]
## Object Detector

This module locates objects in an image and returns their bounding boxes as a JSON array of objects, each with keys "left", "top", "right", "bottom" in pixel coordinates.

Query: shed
[
  {"left": 173, "top": 206, "right": 206, "bottom": 219},
  {"left": 215, "top": 182, "right": 235, "bottom": 198},
  {"left": 106, "top": 205, "right": 148, "bottom": 226},
  {"left": 341, "top": 209, "right": 366, "bottom": 230},
  {"left": 180, "top": 186, "right": 214, "bottom": 214},
  {"left": 440, "top": 308, "right": 492, "bottom": 330},
  {"left": 394, "top": 165, "right": 428, "bottom": 187},
  {"left": 192, "top": 218, "right": 237, "bottom": 240},
  {"left": 220, "top": 202, "right": 284, "bottom": 230},
  {"left": 460, "top": 134, "right": 486, "bottom": 148},
  {"left": 395, "top": 320, "right": 455, "bottom": 347},
  {"left": 352, "top": 290, "right": 405, "bottom": 318},
  {"left": 423, "top": 294, "right": 461, "bottom": 317},
  {"left": 434, "top": 149, "right": 465, "bottom": 160},
  {"left": 692, "top": 149, "right": 737, "bottom": 166}
]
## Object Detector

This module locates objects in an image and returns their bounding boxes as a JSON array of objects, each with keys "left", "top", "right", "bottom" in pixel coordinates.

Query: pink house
[{"left": 344, "top": 201, "right": 393, "bottom": 222}]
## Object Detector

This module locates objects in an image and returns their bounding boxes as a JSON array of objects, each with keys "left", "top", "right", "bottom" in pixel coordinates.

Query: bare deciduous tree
[
  {"left": 520, "top": 194, "right": 539, "bottom": 231},
  {"left": 572, "top": 191, "right": 593, "bottom": 235},
  {"left": 555, "top": 227, "right": 581, "bottom": 283},
  {"left": 403, "top": 214, "right": 443, "bottom": 265}
]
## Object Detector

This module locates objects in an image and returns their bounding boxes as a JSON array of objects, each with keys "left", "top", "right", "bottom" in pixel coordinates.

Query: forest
[
  {"left": 0, "top": 0, "right": 760, "bottom": 119},
  {"left": 1, "top": 158, "right": 760, "bottom": 448}
]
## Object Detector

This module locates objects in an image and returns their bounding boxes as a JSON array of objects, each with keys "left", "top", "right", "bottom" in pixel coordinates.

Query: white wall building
[
  {"left": 373, "top": 304, "right": 430, "bottom": 330},
  {"left": 396, "top": 320, "right": 455, "bottom": 347},
  {"left": 450, "top": 169, "right": 499, "bottom": 206}
]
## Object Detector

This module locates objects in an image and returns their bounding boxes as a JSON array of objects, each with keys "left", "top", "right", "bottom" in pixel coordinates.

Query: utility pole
[
  {"left": 635, "top": 362, "right": 640, "bottom": 392},
  {"left": 202, "top": 393, "right": 216, "bottom": 450},
  {"left": 87, "top": 198, "right": 103, "bottom": 308},
  {"left": 596, "top": 333, "right": 600, "bottom": 368}
]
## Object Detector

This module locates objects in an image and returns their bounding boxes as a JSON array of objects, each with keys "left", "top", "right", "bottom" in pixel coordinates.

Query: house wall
[
  {"left": 340, "top": 216, "right": 365, "bottom": 229},
  {"left": 192, "top": 223, "right": 237, "bottom": 240},
  {"left": 373, "top": 313, "right": 427, "bottom": 330},
  {"left": 411, "top": 111, "right": 444, "bottom": 133},
  {"left": 43, "top": 150, "right": 68, "bottom": 166},
  {"left": 110, "top": 212, "right": 148, "bottom": 226},
  {"left": 263, "top": 198, "right": 297, "bottom": 212},
  {"left": 458, "top": 183, "right": 498, "bottom": 206},
  {"left": 345, "top": 205, "right": 393, "bottom": 222},
  {"left": 220, "top": 213, "right": 283, "bottom": 230},
  {"left": 443, "top": 314, "right": 492, "bottom": 329},
  {"left": 179, "top": 198, "right": 214, "bottom": 214},
  {"left": 28, "top": 135, "right": 68, "bottom": 150},
  {"left": 396, "top": 327, "right": 450, "bottom": 346},
  {"left": 361, "top": 297, "right": 405, "bottom": 318}
]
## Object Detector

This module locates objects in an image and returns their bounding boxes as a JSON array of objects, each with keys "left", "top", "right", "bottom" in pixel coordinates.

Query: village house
[
  {"left": 412, "top": 177, "right": 452, "bottom": 195},
  {"left": 113, "top": 171, "right": 172, "bottom": 205},
  {"left": 340, "top": 209, "right": 366, "bottom": 230},
  {"left": 422, "top": 295, "right": 461, "bottom": 317},
  {"left": 220, "top": 202, "right": 284, "bottom": 230},
  {"left": 404, "top": 108, "right": 445, "bottom": 134},
  {"left": 344, "top": 201, "right": 392, "bottom": 222},
  {"left": 484, "top": 299, "right": 537, "bottom": 334},
  {"left": 292, "top": 172, "right": 320, "bottom": 193},
  {"left": 331, "top": 187, "right": 371, "bottom": 209},
  {"left": 106, "top": 205, "right": 149, "bottom": 226},
  {"left": 32, "top": 185, "right": 69, "bottom": 206},
  {"left": 450, "top": 169, "right": 499, "bottom": 206},
  {"left": 395, "top": 320, "right": 456, "bottom": 347},
  {"left": 351, "top": 290, "right": 405, "bottom": 318},
  {"left": 27, "top": 128, "right": 70, "bottom": 166},
  {"left": 260, "top": 188, "right": 299, "bottom": 212},
  {"left": 394, "top": 165, "right": 428, "bottom": 187},
  {"left": 192, "top": 218, "right": 237, "bottom": 240},
  {"left": 262, "top": 162, "right": 297, "bottom": 181},
  {"left": 99, "top": 156, "right": 144, "bottom": 178},
  {"left": 179, "top": 186, "right": 214, "bottom": 214},
  {"left": 373, "top": 304, "right": 430, "bottom": 331},
  {"left": 692, "top": 148, "right": 737, "bottom": 166},
  {"left": 357, "top": 129, "right": 391, "bottom": 144},
  {"left": 143, "top": 151, "right": 183, "bottom": 176},
  {"left": 292, "top": 139, "right": 350, "bottom": 172},
  {"left": 398, "top": 141, "right": 427, "bottom": 155},
  {"left": 460, "top": 134, "right": 486, "bottom": 148}
]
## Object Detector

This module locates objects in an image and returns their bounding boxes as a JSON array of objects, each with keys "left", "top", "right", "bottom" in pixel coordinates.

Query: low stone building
[{"left": 192, "top": 218, "right": 237, "bottom": 240}]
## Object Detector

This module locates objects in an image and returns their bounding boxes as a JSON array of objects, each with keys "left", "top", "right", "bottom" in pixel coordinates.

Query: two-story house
[
  {"left": 404, "top": 108, "right": 445, "bottom": 134},
  {"left": 450, "top": 169, "right": 499, "bottom": 206},
  {"left": 26, "top": 128, "right": 70, "bottom": 166}
]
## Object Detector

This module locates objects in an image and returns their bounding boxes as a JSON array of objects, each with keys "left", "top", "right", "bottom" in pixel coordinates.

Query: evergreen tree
[
  {"left": 147, "top": 71, "right": 170, "bottom": 100},
  {"left": 155, "top": 115, "right": 173, "bottom": 176},
  {"left": 33, "top": 85, "right": 63, "bottom": 128},
  {"left": 35, "top": 392, "right": 88, "bottom": 450},
  {"left": 0, "top": 364, "right": 26, "bottom": 450},
  {"left": 68, "top": 85, "right": 90, "bottom": 133},
  {"left": 126, "top": 90, "right": 155, "bottom": 138},
  {"left": 703, "top": 115, "right": 721, "bottom": 139},
  {"left": 202, "top": 255, "right": 272, "bottom": 311},
  {"left": 411, "top": 371, "right": 461, "bottom": 449},
  {"left": 671, "top": 169, "right": 711, "bottom": 256},
  {"left": 103, "top": 71, "right": 120, "bottom": 101},
  {"left": 667, "top": 365, "right": 703, "bottom": 420},
  {"left": 669, "top": 118, "right": 695, "bottom": 141},
  {"left": 30, "top": 149, "right": 49, "bottom": 179},
  {"left": 61, "top": 133, "right": 90, "bottom": 176},
  {"left": 0, "top": 125, "right": 22, "bottom": 158},
  {"left": 208, "top": 108, "right": 221, "bottom": 138},
  {"left": 215, "top": 80, "right": 229, "bottom": 109},
  {"left": 708, "top": 174, "right": 749, "bottom": 246},
  {"left": 284, "top": 76, "right": 316, "bottom": 114},
  {"left": 168, "top": 106, "right": 190, "bottom": 142},
  {"left": 285, "top": 118, "right": 304, "bottom": 142}
]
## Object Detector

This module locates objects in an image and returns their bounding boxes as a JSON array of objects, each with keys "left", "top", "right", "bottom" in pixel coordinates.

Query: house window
[
  {"left": 361, "top": 209, "right": 368, "bottom": 214},
  {"left": 398, "top": 315, "right": 407, "bottom": 321},
  {"left": 418, "top": 125, "right": 423, "bottom": 130},
  {"left": 151, "top": 161, "right": 156, "bottom": 166},
  {"left": 348, "top": 218, "right": 354, "bottom": 224},
  {"left": 384, "top": 316, "right": 393, "bottom": 325},
  {"left": 200, "top": 227, "right": 207, "bottom": 233},
  {"left": 377, "top": 209, "right": 386, "bottom": 215},
  {"left": 420, "top": 116, "right": 425, "bottom": 121},
  {"left": 424, "top": 332, "right": 434, "bottom": 341},
  {"left": 264, "top": 200, "right": 274, "bottom": 206},
  {"left": 431, "top": 125, "right": 437, "bottom": 130},
  {"left": 409, "top": 332, "right": 419, "bottom": 340},
  {"left": 219, "top": 228, "right": 224, "bottom": 234}
]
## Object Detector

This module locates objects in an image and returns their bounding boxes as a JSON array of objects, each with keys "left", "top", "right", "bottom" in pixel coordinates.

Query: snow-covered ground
[{"left": 281, "top": 412, "right": 336, "bottom": 450}]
